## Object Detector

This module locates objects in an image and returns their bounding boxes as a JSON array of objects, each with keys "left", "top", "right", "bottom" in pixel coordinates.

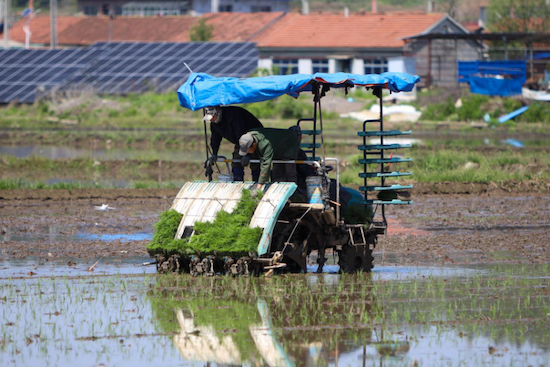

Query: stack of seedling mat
[
  {"left": 147, "top": 181, "right": 298, "bottom": 274},
  {"left": 147, "top": 189, "right": 263, "bottom": 257}
]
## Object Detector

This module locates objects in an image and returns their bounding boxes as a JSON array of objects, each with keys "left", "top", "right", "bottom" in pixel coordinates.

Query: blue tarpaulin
[
  {"left": 469, "top": 76, "right": 523, "bottom": 96},
  {"left": 177, "top": 72, "right": 420, "bottom": 111},
  {"left": 458, "top": 61, "right": 526, "bottom": 83}
]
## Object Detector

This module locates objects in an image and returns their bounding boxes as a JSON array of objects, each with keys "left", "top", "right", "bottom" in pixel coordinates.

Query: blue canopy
[{"left": 177, "top": 72, "right": 420, "bottom": 111}]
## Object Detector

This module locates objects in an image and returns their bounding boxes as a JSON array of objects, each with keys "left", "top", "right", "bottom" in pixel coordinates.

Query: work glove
[
  {"left": 250, "top": 186, "right": 260, "bottom": 198},
  {"left": 204, "top": 157, "right": 215, "bottom": 178},
  {"left": 204, "top": 163, "right": 214, "bottom": 178},
  {"left": 241, "top": 155, "right": 250, "bottom": 167},
  {"left": 207, "top": 155, "right": 217, "bottom": 166}
]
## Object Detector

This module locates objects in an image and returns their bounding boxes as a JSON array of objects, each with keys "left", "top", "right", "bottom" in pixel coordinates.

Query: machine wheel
[
  {"left": 338, "top": 244, "right": 374, "bottom": 273},
  {"left": 157, "top": 254, "right": 184, "bottom": 273}
]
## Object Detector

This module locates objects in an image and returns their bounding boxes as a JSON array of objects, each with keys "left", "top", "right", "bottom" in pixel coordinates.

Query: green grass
[
  {"left": 419, "top": 91, "right": 550, "bottom": 124},
  {"left": 340, "top": 147, "right": 550, "bottom": 185},
  {"left": 0, "top": 179, "right": 183, "bottom": 190},
  {"left": 0, "top": 179, "right": 101, "bottom": 190}
]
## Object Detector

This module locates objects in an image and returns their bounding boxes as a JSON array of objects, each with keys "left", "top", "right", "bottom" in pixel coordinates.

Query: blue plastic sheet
[
  {"left": 177, "top": 72, "right": 420, "bottom": 111},
  {"left": 498, "top": 106, "right": 529, "bottom": 123},
  {"left": 469, "top": 76, "right": 523, "bottom": 97},
  {"left": 458, "top": 61, "right": 526, "bottom": 83}
]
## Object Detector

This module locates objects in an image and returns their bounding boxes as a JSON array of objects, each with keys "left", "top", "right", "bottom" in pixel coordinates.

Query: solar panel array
[
  {"left": 0, "top": 48, "right": 102, "bottom": 103},
  {"left": 0, "top": 42, "right": 259, "bottom": 103}
]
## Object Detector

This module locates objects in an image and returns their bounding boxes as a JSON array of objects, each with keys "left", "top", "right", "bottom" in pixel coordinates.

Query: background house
[
  {"left": 253, "top": 11, "right": 477, "bottom": 88},
  {"left": 5, "top": 10, "right": 482, "bottom": 89}
]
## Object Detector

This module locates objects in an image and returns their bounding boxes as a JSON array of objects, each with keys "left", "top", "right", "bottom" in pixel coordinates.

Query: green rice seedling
[{"left": 147, "top": 189, "right": 263, "bottom": 257}]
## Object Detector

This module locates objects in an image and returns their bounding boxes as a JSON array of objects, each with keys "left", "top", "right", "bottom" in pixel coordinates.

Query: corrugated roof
[
  {"left": 254, "top": 12, "right": 446, "bottom": 48},
  {"left": 6, "top": 12, "right": 285, "bottom": 46}
]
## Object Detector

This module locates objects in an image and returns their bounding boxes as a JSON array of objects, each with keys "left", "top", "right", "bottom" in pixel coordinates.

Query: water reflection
[
  {"left": 0, "top": 265, "right": 548, "bottom": 366},
  {"left": 150, "top": 274, "right": 412, "bottom": 367},
  {"left": 0, "top": 145, "right": 206, "bottom": 162}
]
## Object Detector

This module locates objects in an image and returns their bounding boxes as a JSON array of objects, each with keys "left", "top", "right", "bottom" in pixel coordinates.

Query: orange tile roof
[
  {"left": 254, "top": 12, "right": 447, "bottom": 48},
  {"left": 461, "top": 21, "right": 484, "bottom": 33},
  {"left": 6, "top": 13, "right": 285, "bottom": 46}
]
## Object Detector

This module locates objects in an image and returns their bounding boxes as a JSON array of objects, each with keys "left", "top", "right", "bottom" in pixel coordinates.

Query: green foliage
[
  {"left": 147, "top": 189, "right": 264, "bottom": 257},
  {"left": 0, "top": 179, "right": 96, "bottom": 190},
  {"left": 122, "top": 107, "right": 138, "bottom": 117},
  {"left": 340, "top": 145, "right": 550, "bottom": 186},
  {"left": 487, "top": 0, "right": 550, "bottom": 32},
  {"left": 189, "top": 19, "right": 214, "bottom": 42},
  {"left": 519, "top": 102, "right": 550, "bottom": 123},
  {"left": 420, "top": 97, "right": 455, "bottom": 121},
  {"left": 243, "top": 95, "right": 337, "bottom": 120},
  {"left": 108, "top": 109, "right": 120, "bottom": 118},
  {"left": 456, "top": 95, "right": 489, "bottom": 121},
  {"left": 420, "top": 94, "right": 492, "bottom": 122}
]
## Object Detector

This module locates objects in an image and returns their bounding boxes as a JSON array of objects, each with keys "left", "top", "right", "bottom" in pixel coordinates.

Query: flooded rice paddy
[
  {"left": 0, "top": 264, "right": 548, "bottom": 366},
  {"left": 1, "top": 133, "right": 550, "bottom": 365}
]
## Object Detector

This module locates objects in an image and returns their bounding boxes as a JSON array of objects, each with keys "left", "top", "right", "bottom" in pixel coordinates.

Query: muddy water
[
  {"left": 1, "top": 265, "right": 548, "bottom": 367},
  {"left": 1, "top": 191, "right": 549, "bottom": 364},
  {"left": 0, "top": 145, "right": 207, "bottom": 162}
]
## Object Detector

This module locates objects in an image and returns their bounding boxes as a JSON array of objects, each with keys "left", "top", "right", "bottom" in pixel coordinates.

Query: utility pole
[
  {"left": 108, "top": 9, "right": 114, "bottom": 42},
  {"left": 50, "top": 0, "right": 57, "bottom": 49},
  {"left": 3, "top": 0, "right": 10, "bottom": 49}
]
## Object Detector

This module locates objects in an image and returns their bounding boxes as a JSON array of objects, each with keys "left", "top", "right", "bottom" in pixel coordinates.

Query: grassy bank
[{"left": 340, "top": 146, "right": 550, "bottom": 186}]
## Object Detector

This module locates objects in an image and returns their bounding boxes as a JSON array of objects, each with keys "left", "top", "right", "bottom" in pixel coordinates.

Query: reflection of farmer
[
  {"left": 203, "top": 106, "right": 263, "bottom": 181},
  {"left": 238, "top": 128, "right": 299, "bottom": 193}
]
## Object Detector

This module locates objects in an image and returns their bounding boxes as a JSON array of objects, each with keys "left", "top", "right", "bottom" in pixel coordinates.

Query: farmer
[
  {"left": 203, "top": 106, "right": 263, "bottom": 181},
  {"left": 238, "top": 128, "right": 299, "bottom": 194}
]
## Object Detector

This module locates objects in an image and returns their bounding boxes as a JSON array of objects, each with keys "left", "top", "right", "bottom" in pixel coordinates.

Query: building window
[
  {"left": 272, "top": 59, "right": 299, "bottom": 75},
  {"left": 251, "top": 5, "right": 271, "bottom": 12},
  {"left": 312, "top": 59, "right": 329, "bottom": 73},
  {"left": 84, "top": 5, "right": 98, "bottom": 15},
  {"left": 122, "top": 2, "right": 188, "bottom": 16},
  {"left": 114, "top": 6, "right": 123, "bottom": 15},
  {"left": 219, "top": 5, "right": 233, "bottom": 12},
  {"left": 364, "top": 58, "right": 388, "bottom": 74}
]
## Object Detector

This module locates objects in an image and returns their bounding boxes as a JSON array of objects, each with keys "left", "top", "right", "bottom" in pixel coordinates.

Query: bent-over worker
[
  {"left": 238, "top": 128, "right": 299, "bottom": 193},
  {"left": 203, "top": 106, "right": 263, "bottom": 181}
]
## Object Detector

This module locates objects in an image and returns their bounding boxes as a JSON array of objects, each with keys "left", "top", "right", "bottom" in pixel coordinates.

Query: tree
[
  {"left": 488, "top": 0, "right": 550, "bottom": 33},
  {"left": 189, "top": 18, "right": 214, "bottom": 42}
]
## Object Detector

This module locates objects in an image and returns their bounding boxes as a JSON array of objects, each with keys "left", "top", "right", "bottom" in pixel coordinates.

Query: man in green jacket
[{"left": 238, "top": 128, "right": 299, "bottom": 191}]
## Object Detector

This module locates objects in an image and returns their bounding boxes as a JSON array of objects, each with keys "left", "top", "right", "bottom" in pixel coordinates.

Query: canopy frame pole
[{"left": 312, "top": 82, "right": 319, "bottom": 159}]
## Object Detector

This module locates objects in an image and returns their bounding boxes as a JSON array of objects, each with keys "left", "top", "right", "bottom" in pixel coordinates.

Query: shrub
[
  {"left": 420, "top": 97, "right": 455, "bottom": 121},
  {"left": 456, "top": 94, "right": 489, "bottom": 121},
  {"left": 520, "top": 102, "right": 550, "bottom": 123},
  {"left": 189, "top": 19, "right": 214, "bottom": 42},
  {"left": 108, "top": 109, "right": 120, "bottom": 118}
]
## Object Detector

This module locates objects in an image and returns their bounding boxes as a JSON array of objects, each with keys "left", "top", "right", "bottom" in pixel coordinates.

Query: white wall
[
  {"left": 351, "top": 59, "right": 364, "bottom": 74},
  {"left": 328, "top": 59, "right": 336, "bottom": 74},
  {"left": 387, "top": 56, "right": 415, "bottom": 74},
  {"left": 258, "top": 58, "right": 273, "bottom": 71},
  {"left": 298, "top": 59, "right": 312, "bottom": 74}
]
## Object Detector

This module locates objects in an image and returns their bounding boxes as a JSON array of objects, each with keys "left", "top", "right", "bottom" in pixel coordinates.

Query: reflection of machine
[
  {"left": 155, "top": 72, "right": 419, "bottom": 275},
  {"left": 174, "top": 308, "right": 244, "bottom": 365},
  {"left": 151, "top": 275, "right": 411, "bottom": 366},
  {"left": 249, "top": 300, "right": 295, "bottom": 367}
]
